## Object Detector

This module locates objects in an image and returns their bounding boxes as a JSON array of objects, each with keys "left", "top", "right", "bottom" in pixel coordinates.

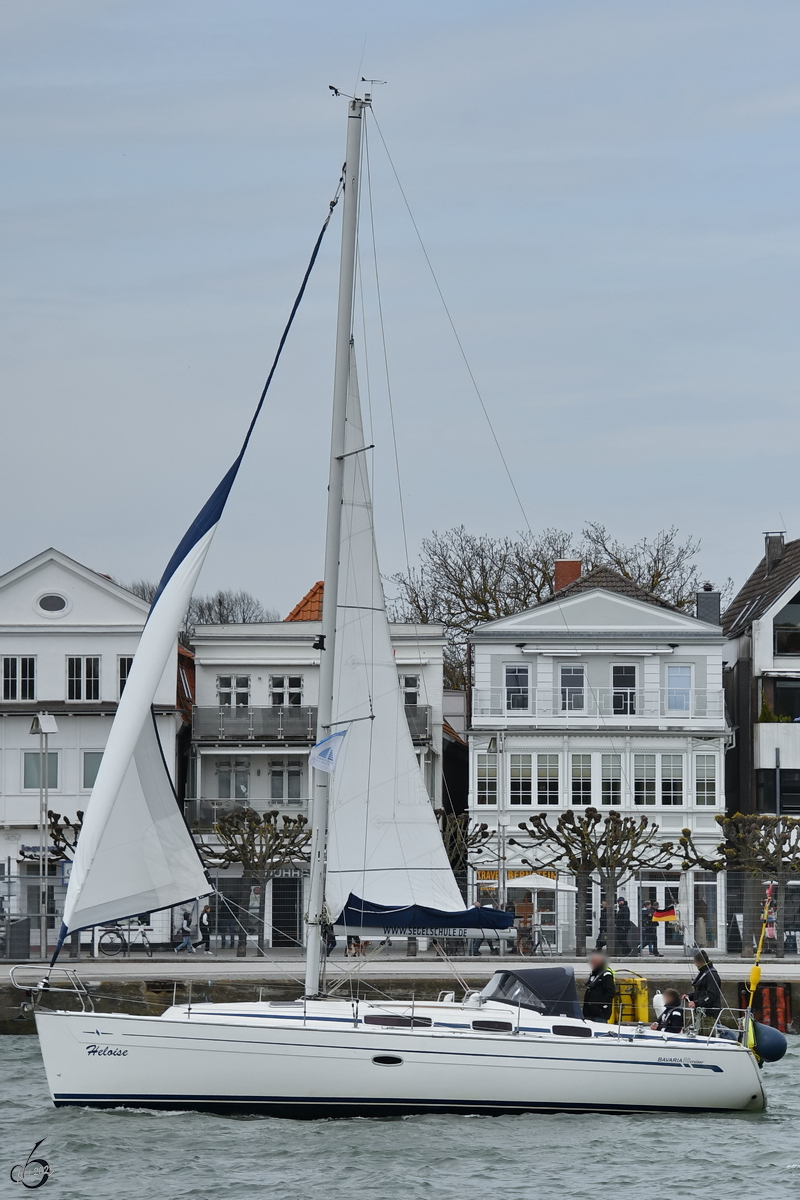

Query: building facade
[
  {"left": 724, "top": 533, "right": 800, "bottom": 817},
  {"left": 187, "top": 587, "right": 447, "bottom": 947},
  {"left": 467, "top": 564, "right": 730, "bottom": 955},
  {"left": 0, "top": 549, "right": 185, "bottom": 955}
]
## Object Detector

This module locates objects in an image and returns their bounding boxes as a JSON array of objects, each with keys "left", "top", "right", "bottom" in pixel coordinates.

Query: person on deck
[
  {"left": 583, "top": 951, "right": 616, "bottom": 1023},
  {"left": 683, "top": 949, "right": 723, "bottom": 1023},
  {"left": 651, "top": 988, "right": 684, "bottom": 1033}
]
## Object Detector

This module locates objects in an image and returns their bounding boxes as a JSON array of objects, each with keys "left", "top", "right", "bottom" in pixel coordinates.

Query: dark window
[
  {"left": 537, "top": 755, "right": 559, "bottom": 805},
  {"left": 118, "top": 656, "right": 134, "bottom": 697},
  {"left": 561, "top": 666, "right": 584, "bottom": 711},
  {"left": 271, "top": 675, "right": 302, "bottom": 707},
  {"left": 38, "top": 593, "right": 66, "bottom": 612},
  {"left": 363, "top": 1014, "right": 432, "bottom": 1028},
  {"left": 509, "top": 754, "right": 532, "bottom": 805},
  {"left": 401, "top": 675, "right": 419, "bottom": 706},
  {"left": 3, "top": 657, "right": 35, "bottom": 701},
  {"left": 612, "top": 664, "right": 636, "bottom": 714},
  {"left": 271, "top": 876, "right": 302, "bottom": 947},
  {"left": 505, "top": 665, "right": 529, "bottom": 711},
  {"left": 552, "top": 1024, "right": 592, "bottom": 1038},
  {"left": 472, "top": 1019, "right": 513, "bottom": 1032},
  {"left": 571, "top": 754, "right": 591, "bottom": 805},
  {"left": 217, "top": 675, "right": 250, "bottom": 707}
]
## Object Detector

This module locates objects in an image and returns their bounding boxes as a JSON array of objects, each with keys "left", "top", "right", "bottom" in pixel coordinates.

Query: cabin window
[
  {"left": 217, "top": 675, "right": 250, "bottom": 708},
  {"left": 68, "top": 656, "right": 100, "bottom": 702},
  {"left": 560, "top": 665, "right": 585, "bottom": 711},
  {"left": 3, "top": 657, "right": 35, "bottom": 701},
  {"left": 476, "top": 753, "right": 497, "bottom": 805},
  {"left": 601, "top": 754, "right": 621, "bottom": 805},
  {"left": 270, "top": 675, "right": 302, "bottom": 707},
  {"left": 695, "top": 755, "right": 716, "bottom": 805},
  {"left": 634, "top": 754, "right": 656, "bottom": 805},
  {"left": 505, "top": 665, "right": 529, "bottom": 711},
  {"left": 661, "top": 755, "right": 684, "bottom": 806},
  {"left": 537, "top": 754, "right": 559, "bottom": 805},
  {"left": 612, "top": 664, "right": 636, "bottom": 714},
  {"left": 571, "top": 754, "right": 591, "bottom": 805}
]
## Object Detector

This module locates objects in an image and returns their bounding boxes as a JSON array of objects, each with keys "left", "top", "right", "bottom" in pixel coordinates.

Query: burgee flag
[{"left": 310, "top": 730, "right": 347, "bottom": 774}]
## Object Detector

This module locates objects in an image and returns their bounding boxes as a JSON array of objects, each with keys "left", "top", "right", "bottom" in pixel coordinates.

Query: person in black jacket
[
  {"left": 615, "top": 898, "right": 632, "bottom": 955},
  {"left": 583, "top": 951, "right": 616, "bottom": 1023},
  {"left": 683, "top": 949, "right": 723, "bottom": 1021},
  {"left": 595, "top": 901, "right": 608, "bottom": 950},
  {"left": 651, "top": 988, "right": 684, "bottom": 1033}
]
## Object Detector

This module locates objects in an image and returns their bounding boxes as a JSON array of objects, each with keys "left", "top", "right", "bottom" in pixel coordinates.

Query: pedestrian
[
  {"left": 683, "top": 949, "right": 723, "bottom": 1026},
  {"left": 615, "top": 897, "right": 632, "bottom": 956},
  {"left": 641, "top": 901, "right": 661, "bottom": 957},
  {"left": 219, "top": 897, "right": 236, "bottom": 949},
  {"left": 651, "top": 988, "right": 684, "bottom": 1033},
  {"left": 595, "top": 900, "right": 608, "bottom": 950},
  {"left": 174, "top": 911, "right": 196, "bottom": 954},
  {"left": 583, "top": 950, "right": 616, "bottom": 1023},
  {"left": 197, "top": 904, "right": 213, "bottom": 955}
]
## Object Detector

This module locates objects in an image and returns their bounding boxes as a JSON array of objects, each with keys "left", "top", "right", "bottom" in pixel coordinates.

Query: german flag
[{"left": 652, "top": 905, "right": 677, "bottom": 922}]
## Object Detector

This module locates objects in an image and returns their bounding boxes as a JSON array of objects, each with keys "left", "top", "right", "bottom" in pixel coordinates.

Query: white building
[
  {"left": 0, "top": 549, "right": 186, "bottom": 955},
  {"left": 467, "top": 563, "right": 730, "bottom": 955},
  {"left": 188, "top": 583, "right": 447, "bottom": 948}
]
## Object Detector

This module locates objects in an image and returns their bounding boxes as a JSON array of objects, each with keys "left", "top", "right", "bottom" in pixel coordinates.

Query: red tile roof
[{"left": 285, "top": 581, "right": 324, "bottom": 622}]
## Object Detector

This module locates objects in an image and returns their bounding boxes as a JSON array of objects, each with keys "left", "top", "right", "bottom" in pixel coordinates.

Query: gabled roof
[
  {"left": 0, "top": 547, "right": 150, "bottom": 617},
  {"left": 723, "top": 538, "right": 800, "bottom": 637},
  {"left": 536, "top": 565, "right": 679, "bottom": 611},
  {"left": 285, "top": 581, "right": 324, "bottom": 622}
]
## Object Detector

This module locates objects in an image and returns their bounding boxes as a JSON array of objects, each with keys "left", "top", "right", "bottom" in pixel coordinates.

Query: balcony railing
[
  {"left": 472, "top": 687, "right": 724, "bottom": 722},
  {"left": 192, "top": 706, "right": 318, "bottom": 741},
  {"left": 186, "top": 797, "right": 309, "bottom": 829},
  {"left": 192, "top": 703, "right": 432, "bottom": 742}
]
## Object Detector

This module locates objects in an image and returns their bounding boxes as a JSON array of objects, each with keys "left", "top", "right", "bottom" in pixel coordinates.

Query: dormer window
[{"left": 774, "top": 589, "right": 800, "bottom": 655}]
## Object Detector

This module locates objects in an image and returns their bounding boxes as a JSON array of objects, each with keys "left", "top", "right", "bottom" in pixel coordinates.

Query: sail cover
[{"left": 324, "top": 353, "right": 510, "bottom": 934}]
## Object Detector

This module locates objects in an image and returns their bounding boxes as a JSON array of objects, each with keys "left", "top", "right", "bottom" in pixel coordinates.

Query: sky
[{"left": 2, "top": 0, "right": 800, "bottom": 615}]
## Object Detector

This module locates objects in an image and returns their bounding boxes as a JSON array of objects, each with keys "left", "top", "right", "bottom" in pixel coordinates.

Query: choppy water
[{"left": 1, "top": 1035, "right": 799, "bottom": 1200}]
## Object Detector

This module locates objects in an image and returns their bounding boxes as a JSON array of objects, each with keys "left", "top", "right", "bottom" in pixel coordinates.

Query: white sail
[{"left": 324, "top": 353, "right": 465, "bottom": 918}]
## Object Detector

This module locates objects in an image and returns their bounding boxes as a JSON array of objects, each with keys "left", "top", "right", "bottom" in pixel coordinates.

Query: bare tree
[
  {"left": 681, "top": 815, "right": 800, "bottom": 959},
  {"left": 435, "top": 809, "right": 493, "bottom": 874},
  {"left": 118, "top": 580, "right": 279, "bottom": 641},
  {"left": 391, "top": 524, "right": 716, "bottom": 688},
  {"left": 198, "top": 810, "right": 311, "bottom": 956},
  {"left": 512, "top": 808, "right": 675, "bottom": 957}
]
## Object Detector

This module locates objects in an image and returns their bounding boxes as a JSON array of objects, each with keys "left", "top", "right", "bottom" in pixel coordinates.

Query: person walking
[
  {"left": 174, "top": 911, "right": 196, "bottom": 954},
  {"left": 583, "top": 951, "right": 616, "bottom": 1023},
  {"left": 641, "top": 901, "right": 661, "bottom": 957},
  {"left": 218, "top": 896, "right": 236, "bottom": 950},
  {"left": 198, "top": 904, "right": 213, "bottom": 955},
  {"left": 615, "top": 897, "right": 632, "bottom": 956}
]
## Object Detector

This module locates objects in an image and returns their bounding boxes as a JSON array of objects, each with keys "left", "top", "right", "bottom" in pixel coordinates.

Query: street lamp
[{"left": 30, "top": 714, "right": 58, "bottom": 962}]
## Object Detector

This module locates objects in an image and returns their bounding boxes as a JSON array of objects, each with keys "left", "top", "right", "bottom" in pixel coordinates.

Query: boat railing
[{"left": 9, "top": 964, "right": 96, "bottom": 1012}]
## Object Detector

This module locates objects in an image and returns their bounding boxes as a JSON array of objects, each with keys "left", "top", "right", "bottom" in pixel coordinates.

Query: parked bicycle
[
  {"left": 98, "top": 922, "right": 153, "bottom": 958},
  {"left": 516, "top": 924, "right": 555, "bottom": 957}
]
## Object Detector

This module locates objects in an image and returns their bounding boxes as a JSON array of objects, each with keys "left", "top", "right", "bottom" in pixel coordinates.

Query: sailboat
[{"left": 21, "top": 94, "right": 783, "bottom": 1116}]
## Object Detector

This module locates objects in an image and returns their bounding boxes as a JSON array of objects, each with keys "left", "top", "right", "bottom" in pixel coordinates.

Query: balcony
[
  {"left": 755, "top": 722, "right": 800, "bottom": 771},
  {"left": 471, "top": 687, "right": 724, "bottom": 726},
  {"left": 192, "top": 705, "right": 317, "bottom": 742},
  {"left": 192, "top": 703, "right": 432, "bottom": 743},
  {"left": 186, "top": 797, "right": 309, "bottom": 829}
]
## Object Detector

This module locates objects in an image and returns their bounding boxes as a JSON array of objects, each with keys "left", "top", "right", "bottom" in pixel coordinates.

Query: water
[{"left": 1, "top": 1035, "right": 798, "bottom": 1200}]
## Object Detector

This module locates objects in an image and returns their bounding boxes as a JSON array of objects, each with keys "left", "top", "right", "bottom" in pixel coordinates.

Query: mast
[{"left": 304, "top": 94, "right": 367, "bottom": 996}]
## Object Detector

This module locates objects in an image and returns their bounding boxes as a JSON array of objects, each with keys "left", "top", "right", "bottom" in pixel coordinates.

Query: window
[
  {"left": 217, "top": 675, "right": 250, "bottom": 708},
  {"left": 38, "top": 593, "right": 66, "bottom": 613},
  {"left": 118, "top": 656, "right": 134, "bottom": 698},
  {"left": 634, "top": 754, "right": 656, "bottom": 805},
  {"left": 270, "top": 675, "right": 302, "bottom": 707},
  {"left": 537, "top": 754, "right": 559, "bottom": 805},
  {"left": 3, "top": 657, "right": 35, "bottom": 701},
  {"left": 571, "top": 754, "right": 591, "bottom": 805},
  {"left": 661, "top": 754, "right": 684, "bottom": 805},
  {"left": 509, "top": 754, "right": 532, "bottom": 805},
  {"left": 696, "top": 755, "right": 716, "bottom": 805},
  {"left": 401, "top": 675, "right": 419, "bottom": 706},
  {"left": 602, "top": 754, "right": 621, "bottom": 805},
  {"left": 270, "top": 758, "right": 303, "bottom": 803},
  {"left": 666, "top": 664, "right": 691, "bottom": 713},
  {"left": 612, "top": 665, "right": 636, "bottom": 715},
  {"left": 217, "top": 758, "right": 249, "bottom": 800},
  {"left": 82, "top": 751, "right": 103, "bottom": 790},
  {"left": 23, "top": 752, "right": 58, "bottom": 790},
  {"left": 561, "top": 665, "right": 585, "bottom": 712},
  {"left": 68, "top": 657, "right": 100, "bottom": 702},
  {"left": 476, "top": 753, "right": 497, "bottom": 805},
  {"left": 505, "top": 665, "right": 529, "bottom": 712}
]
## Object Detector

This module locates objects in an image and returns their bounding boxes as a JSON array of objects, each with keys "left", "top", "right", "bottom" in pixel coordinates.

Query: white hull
[{"left": 35, "top": 997, "right": 766, "bottom": 1117}]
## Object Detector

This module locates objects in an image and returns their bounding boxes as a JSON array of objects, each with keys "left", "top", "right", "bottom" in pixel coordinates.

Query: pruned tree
[
  {"left": 119, "top": 580, "right": 279, "bottom": 645},
  {"left": 435, "top": 809, "right": 492, "bottom": 874},
  {"left": 681, "top": 814, "right": 800, "bottom": 959},
  {"left": 390, "top": 524, "right": 719, "bottom": 688},
  {"left": 511, "top": 808, "right": 675, "bottom": 957},
  {"left": 19, "top": 811, "right": 84, "bottom": 958},
  {"left": 199, "top": 810, "right": 311, "bottom": 956}
]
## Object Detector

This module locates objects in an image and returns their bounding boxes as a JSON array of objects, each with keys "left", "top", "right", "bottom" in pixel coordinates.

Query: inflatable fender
[{"left": 752, "top": 1021, "right": 788, "bottom": 1063}]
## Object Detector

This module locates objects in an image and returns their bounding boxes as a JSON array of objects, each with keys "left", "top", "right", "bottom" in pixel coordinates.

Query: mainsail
[{"left": 325, "top": 353, "right": 510, "bottom": 934}]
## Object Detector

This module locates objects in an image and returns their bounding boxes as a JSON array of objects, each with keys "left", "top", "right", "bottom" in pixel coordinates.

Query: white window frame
[
  {"left": 217, "top": 674, "right": 250, "bottom": 709},
  {"left": 504, "top": 664, "right": 530, "bottom": 713},
  {"left": 400, "top": 674, "right": 420, "bottom": 706},
  {"left": 695, "top": 754, "right": 717, "bottom": 806},
  {"left": 270, "top": 674, "right": 303, "bottom": 708},
  {"left": 634, "top": 753, "right": 656, "bottom": 806},
  {"left": 509, "top": 753, "right": 533, "bottom": 805},
  {"left": 81, "top": 750, "right": 104, "bottom": 792},
  {"left": 268, "top": 757, "right": 305, "bottom": 805},
  {"left": 22, "top": 750, "right": 60, "bottom": 792},
  {"left": 601, "top": 753, "right": 622, "bottom": 806},
  {"left": 536, "top": 753, "right": 560, "bottom": 806},
  {"left": 611, "top": 663, "right": 637, "bottom": 716},
  {"left": 476, "top": 752, "right": 498, "bottom": 806},
  {"left": 67, "top": 656, "right": 101, "bottom": 702},
  {"left": 560, "top": 664, "right": 586, "bottom": 713},
  {"left": 118, "top": 656, "right": 134, "bottom": 700},
  {"left": 216, "top": 757, "right": 250, "bottom": 801},
  {"left": 665, "top": 663, "right": 693, "bottom": 714},
  {"left": 2, "top": 655, "right": 36, "bottom": 702},
  {"left": 570, "top": 753, "right": 592, "bottom": 805},
  {"left": 661, "top": 753, "right": 684, "bottom": 806}
]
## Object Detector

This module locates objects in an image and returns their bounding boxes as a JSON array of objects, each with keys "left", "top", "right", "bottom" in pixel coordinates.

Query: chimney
[
  {"left": 554, "top": 559, "right": 582, "bottom": 591},
  {"left": 764, "top": 533, "right": 785, "bottom": 575},
  {"left": 696, "top": 582, "right": 720, "bottom": 625}
]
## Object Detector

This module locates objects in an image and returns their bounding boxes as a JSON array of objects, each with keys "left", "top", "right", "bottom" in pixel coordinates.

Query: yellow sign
[{"left": 475, "top": 869, "right": 532, "bottom": 881}]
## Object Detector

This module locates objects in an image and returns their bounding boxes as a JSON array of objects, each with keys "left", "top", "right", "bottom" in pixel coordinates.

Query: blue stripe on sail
[{"left": 338, "top": 894, "right": 515, "bottom": 931}]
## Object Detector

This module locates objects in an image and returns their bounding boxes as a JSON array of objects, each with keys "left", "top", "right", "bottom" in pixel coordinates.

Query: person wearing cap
[
  {"left": 683, "top": 949, "right": 723, "bottom": 1025},
  {"left": 583, "top": 951, "right": 616, "bottom": 1023}
]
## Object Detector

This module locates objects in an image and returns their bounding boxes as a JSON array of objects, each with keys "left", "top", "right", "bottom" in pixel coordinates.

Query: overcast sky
[{"left": 3, "top": 1, "right": 800, "bottom": 615}]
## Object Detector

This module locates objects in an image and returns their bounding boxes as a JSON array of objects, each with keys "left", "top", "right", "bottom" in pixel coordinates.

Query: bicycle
[
  {"left": 515, "top": 924, "right": 555, "bottom": 958},
  {"left": 98, "top": 922, "right": 153, "bottom": 958}
]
